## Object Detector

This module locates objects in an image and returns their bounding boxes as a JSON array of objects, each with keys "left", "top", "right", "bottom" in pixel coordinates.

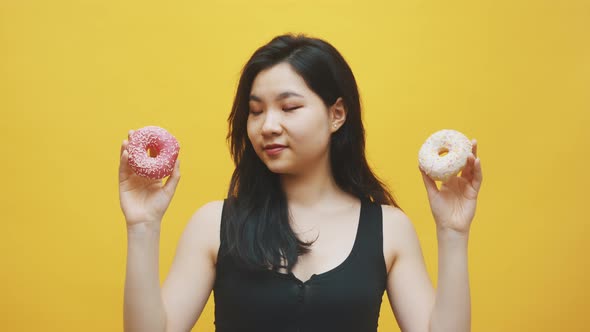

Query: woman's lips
[{"left": 264, "top": 146, "right": 286, "bottom": 156}]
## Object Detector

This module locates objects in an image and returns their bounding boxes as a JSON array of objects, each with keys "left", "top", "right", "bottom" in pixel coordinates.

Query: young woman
[{"left": 119, "top": 34, "right": 483, "bottom": 332}]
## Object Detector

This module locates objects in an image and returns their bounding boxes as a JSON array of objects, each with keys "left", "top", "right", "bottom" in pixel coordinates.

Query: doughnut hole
[
  {"left": 147, "top": 144, "right": 160, "bottom": 158},
  {"left": 438, "top": 148, "right": 449, "bottom": 157}
]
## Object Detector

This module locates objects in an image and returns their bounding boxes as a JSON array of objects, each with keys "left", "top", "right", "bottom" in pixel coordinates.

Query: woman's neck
[{"left": 279, "top": 161, "right": 352, "bottom": 210}]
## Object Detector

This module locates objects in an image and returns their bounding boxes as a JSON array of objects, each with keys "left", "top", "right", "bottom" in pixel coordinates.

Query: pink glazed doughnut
[
  {"left": 418, "top": 129, "right": 472, "bottom": 182},
  {"left": 126, "top": 126, "right": 180, "bottom": 179}
]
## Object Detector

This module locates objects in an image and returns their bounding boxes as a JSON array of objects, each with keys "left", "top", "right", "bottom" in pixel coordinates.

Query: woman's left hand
[{"left": 419, "top": 139, "right": 483, "bottom": 234}]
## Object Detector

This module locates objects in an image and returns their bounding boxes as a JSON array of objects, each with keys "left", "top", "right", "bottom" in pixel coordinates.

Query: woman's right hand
[{"left": 119, "top": 129, "right": 181, "bottom": 228}]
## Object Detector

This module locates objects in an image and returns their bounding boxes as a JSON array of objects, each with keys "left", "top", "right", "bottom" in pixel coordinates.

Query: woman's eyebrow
[{"left": 249, "top": 91, "right": 304, "bottom": 102}]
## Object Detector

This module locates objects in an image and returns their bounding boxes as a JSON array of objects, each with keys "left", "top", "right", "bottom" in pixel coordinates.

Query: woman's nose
[{"left": 261, "top": 111, "right": 283, "bottom": 136}]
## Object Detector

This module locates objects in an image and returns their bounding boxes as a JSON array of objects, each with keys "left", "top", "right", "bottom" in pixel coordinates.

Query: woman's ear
[{"left": 330, "top": 97, "right": 346, "bottom": 132}]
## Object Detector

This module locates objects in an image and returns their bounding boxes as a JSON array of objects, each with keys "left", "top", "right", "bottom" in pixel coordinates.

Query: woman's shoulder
[
  {"left": 380, "top": 204, "right": 422, "bottom": 271},
  {"left": 380, "top": 204, "right": 412, "bottom": 229},
  {"left": 380, "top": 204, "right": 420, "bottom": 242},
  {"left": 193, "top": 199, "right": 225, "bottom": 218},
  {"left": 183, "top": 199, "right": 225, "bottom": 263}
]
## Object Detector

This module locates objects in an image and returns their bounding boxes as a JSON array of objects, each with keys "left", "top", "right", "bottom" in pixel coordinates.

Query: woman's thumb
[
  {"left": 419, "top": 166, "right": 438, "bottom": 198},
  {"left": 163, "top": 159, "right": 181, "bottom": 196},
  {"left": 119, "top": 141, "right": 132, "bottom": 181}
]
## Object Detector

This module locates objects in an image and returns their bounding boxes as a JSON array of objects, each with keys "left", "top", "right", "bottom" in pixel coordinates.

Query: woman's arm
[
  {"left": 383, "top": 209, "right": 471, "bottom": 332},
  {"left": 124, "top": 201, "right": 221, "bottom": 332},
  {"left": 160, "top": 200, "right": 222, "bottom": 331},
  {"left": 429, "top": 228, "right": 471, "bottom": 332},
  {"left": 124, "top": 222, "right": 168, "bottom": 332},
  {"left": 409, "top": 137, "right": 481, "bottom": 332},
  {"left": 384, "top": 207, "right": 435, "bottom": 332},
  {"left": 119, "top": 132, "right": 222, "bottom": 331},
  {"left": 386, "top": 137, "right": 481, "bottom": 331}
]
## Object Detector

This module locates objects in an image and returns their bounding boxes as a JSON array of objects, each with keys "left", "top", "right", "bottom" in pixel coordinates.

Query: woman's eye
[
  {"left": 249, "top": 110, "right": 262, "bottom": 115},
  {"left": 283, "top": 106, "right": 301, "bottom": 112}
]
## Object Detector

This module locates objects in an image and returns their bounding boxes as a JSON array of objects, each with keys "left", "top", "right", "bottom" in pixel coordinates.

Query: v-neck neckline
[{"left": 273, "top": 199, "right": 366, "bottom": 285}]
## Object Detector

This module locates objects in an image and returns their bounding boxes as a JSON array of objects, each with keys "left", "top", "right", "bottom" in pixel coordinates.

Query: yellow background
[{"left": 1, "top": 0, "right": 588, "bottom": 331}]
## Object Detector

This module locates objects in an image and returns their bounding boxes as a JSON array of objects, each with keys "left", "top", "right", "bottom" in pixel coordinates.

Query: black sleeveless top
[{"left": 213, "top": 199, "right": 387, "bottom": 332}]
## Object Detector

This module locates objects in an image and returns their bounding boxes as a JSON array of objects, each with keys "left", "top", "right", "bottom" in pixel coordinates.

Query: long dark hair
[{"left": 223, "top": 33, "right": 400, "bottom": 272}]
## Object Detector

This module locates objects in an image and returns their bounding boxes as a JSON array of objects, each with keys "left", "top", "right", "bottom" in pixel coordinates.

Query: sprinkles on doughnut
[
  {"left": 418, "top": 129, "right": 472, "bottom": 182},
  {"left": 126, "top": 126, "right": 180, "bottom": 179}
]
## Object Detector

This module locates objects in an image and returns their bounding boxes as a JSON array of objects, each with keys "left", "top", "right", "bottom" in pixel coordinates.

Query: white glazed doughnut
[
  {"left": 418, "top": 129, "right": 472, "bottom": 182},
  {"left": 126, "top": 126, "right": 180, "bottom": 179}
]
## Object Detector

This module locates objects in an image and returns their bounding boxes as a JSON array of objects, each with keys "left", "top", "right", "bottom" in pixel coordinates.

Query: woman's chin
[
  {"left": 266, "top": 165, "right": 290, "bottom": 174},
  {"left": 264, "top": 161, "right": 294, "bottom": 175}
]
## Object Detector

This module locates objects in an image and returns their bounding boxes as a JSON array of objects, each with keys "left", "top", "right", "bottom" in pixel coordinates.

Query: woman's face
[{"left": 247, "top": 62, "right": 342, "bottom": 175}]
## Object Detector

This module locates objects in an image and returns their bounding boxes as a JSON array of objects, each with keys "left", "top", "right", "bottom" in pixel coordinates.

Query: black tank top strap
[
  {"left": 218, "top": 198, "right": 232, "bottom": 259},
  {"left": 355, "top": 198, "right": 386, "bottom": 273},
  {"left": 220, "top": 198, "right": 228, "bottom": 236}
]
